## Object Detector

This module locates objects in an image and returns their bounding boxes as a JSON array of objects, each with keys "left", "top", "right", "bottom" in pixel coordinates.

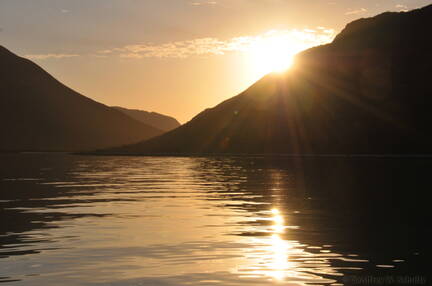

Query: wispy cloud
[
  {"left": 23, "top": 28, "right": 336, "bottom": 62},
  {"left": 100, "top": 28, "right": 336, "bottom": 60},
  {"left": 345, "top": 8, "right": 367, "bottom": 15},
  {"left": 24, "top": 54, "right": 79, "bottom": 60},
  {"left": 395, "top": 4, "right": 408, "bottom": 12},
  {"left": 190, "top": 0, "right": 217, "bottom": 6}
]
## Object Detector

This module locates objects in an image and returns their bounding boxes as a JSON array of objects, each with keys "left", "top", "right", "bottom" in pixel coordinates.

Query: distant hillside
[
  {"left": 113, "top": 106, "right": 180, "bottom": 132},
  {"left": 100, "top": 5, "right": 432, "bottom": 155},
  {"left": 0, "top": 46, "right": 163, "bottom": 152}
]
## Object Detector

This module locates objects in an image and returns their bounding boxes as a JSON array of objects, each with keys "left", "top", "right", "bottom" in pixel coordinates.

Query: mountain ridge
[
  {"left": 96, "top": 4, "right": 432, "bottom": 155},
  {"left": 112, "top": 106, "right": 180, "bottom": 132},
  {"left": 0, "top": 46, "right": 164, "bottom": 152}
]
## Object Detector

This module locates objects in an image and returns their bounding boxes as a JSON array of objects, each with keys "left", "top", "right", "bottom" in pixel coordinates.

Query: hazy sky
[{"left": 0, "top": 0, "right": 430, "bottom": 122}]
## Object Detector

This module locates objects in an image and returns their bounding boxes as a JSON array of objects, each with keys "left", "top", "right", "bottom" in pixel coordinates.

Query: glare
[
  {"left": 270, "top": 208, "right": 284, "bottom": 233},
  {"left": 246, "top": 31, "right": 301, "bottom": 77},
  {"left": 268, "top": 234, "right": 292, "bottom": 281},
  {"left": 244, "top": 29, "right": 335, "bottom": 79},
  {"left": 273, "top": 214, "right": 284, "bottom": 225},
  {"left": 237, "top": 206, "right": 341, "bottom": 283},
  {"left": 268, "top": 209, "right": 291, "bottom": 281}
]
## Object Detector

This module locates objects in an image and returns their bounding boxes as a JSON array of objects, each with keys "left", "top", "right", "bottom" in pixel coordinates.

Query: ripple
[{"left": 0, "top": 154, "right": 427, "bottom": 285}]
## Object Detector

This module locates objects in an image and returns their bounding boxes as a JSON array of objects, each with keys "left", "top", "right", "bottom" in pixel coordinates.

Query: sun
[
  {"left": 248, "top": 38, "right": 294, "bottom": 75},
  {"left": 245, "top": 30, "right": 306, "bottom": 78}
]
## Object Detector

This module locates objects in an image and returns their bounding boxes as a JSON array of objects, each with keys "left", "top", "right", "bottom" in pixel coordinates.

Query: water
[{"left": 0, "top": 154, "right": 429, "bottom": 285}]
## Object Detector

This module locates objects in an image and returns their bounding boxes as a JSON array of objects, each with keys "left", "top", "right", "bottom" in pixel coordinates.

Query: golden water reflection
[
  {"left": 265, "top": 208, "right": 293, "bottom": 281},
  {"left": 0, "top": 155, "right": 378, "bottom": 285},
  {"left": 236, "top": 207, "right": 343, "bottom": 285}
]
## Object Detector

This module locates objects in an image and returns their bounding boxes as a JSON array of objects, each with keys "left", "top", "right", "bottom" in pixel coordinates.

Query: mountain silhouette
[
  {"left": 99, "top": 5, "right": 432, "bottom": 155},
  {"left": 0, "top": 46, "right": 163, "bottom": 152},
  {"left": 112, "top": 106, "right": 180, "bottom": 132}
]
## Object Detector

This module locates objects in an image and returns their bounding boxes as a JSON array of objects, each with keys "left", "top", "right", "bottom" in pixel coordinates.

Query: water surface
[{"left": 0, "top": 154, "right": 428, "bottom": 285}]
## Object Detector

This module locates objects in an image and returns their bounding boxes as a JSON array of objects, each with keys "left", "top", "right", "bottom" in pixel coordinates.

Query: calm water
[{"left": 0, "top": 154, "right": 429, "bottom": 285}]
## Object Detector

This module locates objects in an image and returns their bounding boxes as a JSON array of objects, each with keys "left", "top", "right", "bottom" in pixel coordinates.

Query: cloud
[
  {"left": 395, "top": 4, "right": 408, "bottom": 12},
  {"left": 345, "top": 8, "right": 367, "bottom": 15},
  {"left": 100, "top": 28, "right": 336, "bottom": 60},
  {"left": 190, "top": 0, "right": 217, "bottom": 6},
  {"left": 24, "top": 54, "right": 79, "bottom": 60},
  {"left": 23, "top": 28, "right": 336, "bottom": 62},
  {"left": 120, "top": 53, "right": 144, "bottom": 59},
  {"left": 98, "top": 49, "right": 113, "bottom": 54}
]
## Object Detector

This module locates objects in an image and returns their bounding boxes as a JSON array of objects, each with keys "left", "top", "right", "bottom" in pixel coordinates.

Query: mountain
[
  {"left": 0, "top": 46, "right": 163, "bottom": 152},
  {"left": 112, "top": 106, "right": 180, "bottom": 132},
  {"left": 99, "top": 5, "right": 432, "bottom": 155}
]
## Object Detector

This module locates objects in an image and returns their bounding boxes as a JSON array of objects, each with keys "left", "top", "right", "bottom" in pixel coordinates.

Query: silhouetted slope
[
  {"left": 112, "top": 106, "right": 180, "bottom": 132},
  {"left": 0, "top": 46, "right": 163, "bottom": 152},
  {"left": 101, "top": 5, "right": 432, "bottom": 155}
]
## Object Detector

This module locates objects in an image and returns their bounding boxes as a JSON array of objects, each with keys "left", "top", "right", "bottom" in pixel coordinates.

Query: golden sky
[{"left": 0, "top": 0, "right": 429, "bottom": 122}]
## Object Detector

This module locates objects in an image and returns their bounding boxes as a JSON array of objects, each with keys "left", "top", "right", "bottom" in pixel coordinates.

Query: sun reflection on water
[
  {"left": 236, "top": 206, "right": 344, "bottom": 285},
  {"left": 238, "top": 208, "right": 298, "bottom": 282},
  {"left": 267, "top": 208, "right": 292, "bottom": 281},
  {"left": 271, "top": 208, "right": 285, "bottom": 234}
]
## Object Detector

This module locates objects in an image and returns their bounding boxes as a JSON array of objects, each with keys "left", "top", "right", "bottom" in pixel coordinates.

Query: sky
[{"left": 0, "top": 0, "right": 430, "bottom": 123}]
